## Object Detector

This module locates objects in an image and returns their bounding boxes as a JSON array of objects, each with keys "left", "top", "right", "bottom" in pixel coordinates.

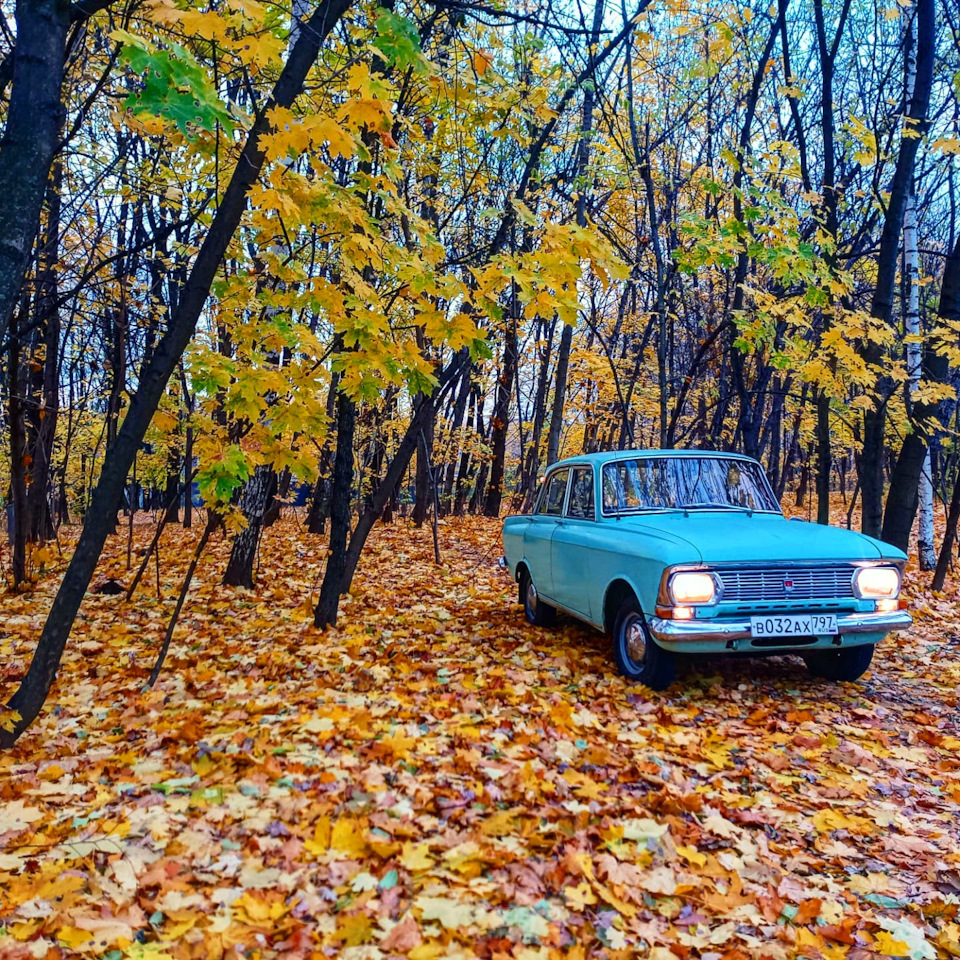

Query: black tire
[
  {"left": 805, "top": 644, "right": 874, "bottom": 682},
  {"left": 612, "top": 596, "right": 675, "bottom": 690},
  {"left": 520, "top": 568, "right": 557, "bottom": 627}
]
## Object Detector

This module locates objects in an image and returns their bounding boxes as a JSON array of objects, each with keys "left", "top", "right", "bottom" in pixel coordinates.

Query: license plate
[{"left": 749, "top": 614, "right": 838, "bottom": 638}]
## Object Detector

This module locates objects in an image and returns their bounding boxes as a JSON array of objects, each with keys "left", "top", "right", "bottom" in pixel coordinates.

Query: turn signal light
[
  {"left": 656, "top": 604, "right": 693, "bottom": 620},
  {"left": 875, "top": 598, "right": 898, "bottom": 613}
]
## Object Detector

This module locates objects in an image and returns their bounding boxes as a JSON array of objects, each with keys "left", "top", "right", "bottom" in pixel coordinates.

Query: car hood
[{"left": 614, "top": 512, "right": 903, "bottom": 564}]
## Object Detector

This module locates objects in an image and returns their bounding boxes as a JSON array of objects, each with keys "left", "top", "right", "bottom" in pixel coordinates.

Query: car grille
[{"left": 717, "top": 566, "right": 855, "bottom": 603}]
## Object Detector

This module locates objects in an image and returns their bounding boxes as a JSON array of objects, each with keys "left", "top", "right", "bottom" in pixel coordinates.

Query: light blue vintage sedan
[{"left": 502, "top": 450, "right": 911, "bottom": 689}]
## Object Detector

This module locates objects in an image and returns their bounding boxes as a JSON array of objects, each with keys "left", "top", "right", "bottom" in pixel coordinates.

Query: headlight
[
  {"left": 670, "top": 571, "right": 717, "bottom": 605},
  {"left": 853, "top": 566, "right": 900, "bottom": 599}
]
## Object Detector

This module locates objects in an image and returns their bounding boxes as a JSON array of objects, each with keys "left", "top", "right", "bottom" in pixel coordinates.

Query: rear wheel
[
  {"left": 521, "top": 569, "right": 556, "bottom": 627},
  {"left": 612, "top": 596, "right": 675, "bottom": 690},
  {"left": 805, "top": 644, "right": 874, "bottom": 682}
]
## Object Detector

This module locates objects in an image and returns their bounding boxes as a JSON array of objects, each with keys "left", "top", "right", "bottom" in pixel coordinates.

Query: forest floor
[{"left": 0, "top": 506, "right": 959, "bottom": 960}]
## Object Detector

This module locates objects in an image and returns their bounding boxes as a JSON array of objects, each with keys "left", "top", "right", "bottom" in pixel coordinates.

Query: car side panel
[
  {"left": 550, "top": 518, "right": 601, "bottom": 619},
  {"left": 502, "top": 515, "right": 527, "bottom": 581},
  {"left": 523, "top": 516, "right": 560, "bottom": 598}
]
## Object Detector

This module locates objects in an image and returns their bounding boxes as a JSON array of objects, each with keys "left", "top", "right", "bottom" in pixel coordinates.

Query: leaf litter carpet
[{"left": 1, "top": 515, "right": 959, "bottom": 959}]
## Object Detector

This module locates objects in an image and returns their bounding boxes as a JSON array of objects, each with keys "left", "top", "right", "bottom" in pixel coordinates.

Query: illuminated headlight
[
  {"left": 853, "top": 566, "right": 901, "bottom": 599},
  {"left": 669, "top": 571, "right": 717, "bottom": 605}
]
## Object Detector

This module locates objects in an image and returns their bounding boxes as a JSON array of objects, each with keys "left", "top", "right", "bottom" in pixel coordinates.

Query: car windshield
[{"left": 601, "top": 456, "right": 781, "bottom": 515}]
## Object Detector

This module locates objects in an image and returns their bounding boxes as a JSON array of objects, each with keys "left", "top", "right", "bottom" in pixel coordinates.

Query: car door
[
  {"left": 524, "top": 468, "right": 569, "bottom": 601},
  {"left": 551, "top": 466, "right": 596, "bottom": 619}
]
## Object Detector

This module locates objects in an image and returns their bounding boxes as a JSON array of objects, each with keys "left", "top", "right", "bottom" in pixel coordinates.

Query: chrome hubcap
[{"left": 623, "top": 614, "right": 646, "bottom": 665}]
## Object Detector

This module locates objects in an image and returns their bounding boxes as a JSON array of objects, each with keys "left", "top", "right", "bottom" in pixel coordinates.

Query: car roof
[{"left": 546, "top": 450, "right": 761, "bottom": 470}]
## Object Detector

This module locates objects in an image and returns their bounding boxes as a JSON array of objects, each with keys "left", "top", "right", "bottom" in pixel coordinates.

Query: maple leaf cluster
[{"left": 0, "top": 513, "right": 959, "bottom": 959}]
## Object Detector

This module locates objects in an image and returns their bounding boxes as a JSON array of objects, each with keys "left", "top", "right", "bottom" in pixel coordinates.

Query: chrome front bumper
[{"left": 648, "top": 609, "right": 913, "bottom": 652}]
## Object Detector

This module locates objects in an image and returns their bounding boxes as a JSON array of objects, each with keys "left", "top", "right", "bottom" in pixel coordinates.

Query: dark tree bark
[
  {"left": 314, "top": 390, "right": 357, "bottom": 627},
  {"left": 519, "top": 319, "right": 553, "bottom": 507},
  {"left": 263, "top": 467, "right": 290, "bottom": 527},
  {"left": 728, "top": 2, "right": 786, "bottom": 460},
  {"left": 412, "top": 411, "right": 434, "bottom": 527},
  {"left": 1, "top": 0, "right": 355, "bottom": 746},
  {"left": 453, "top": 382, "right": 481, "bottom": 516},
  {"left": 24, "top": 158, "right": 63, "bottom": 544},
  {"left": 163, "top": 460, "right": 180, "bottom": 525},
  {"left": 7, "top": 299, "right": 29, "bottom": 587},
  {"left": 860, "top": 0, "right": 934, "bottom": 538},
  {"left": 811, "top": 0, "right": 853, "bottom": 525},
  {"left": 483, "top": 310, "right": 518, "bottom": 517},
  {"left": 306, "top": 368, "right": 341, "bottom": 534},
  {"left": 439, "top": 365, "right": 472, "bottom": 514},
  {"left": 545, "top": 322, "right": 572, "bottom": 465},
  {"left": 932, "top": 471, "right": 960, "bottom": 592},
  {"left": 0, "top": 0, "right": 72, "bottom": 350},
  {"left": 223, "top": 464, "right": 276, "bottom": 587}
]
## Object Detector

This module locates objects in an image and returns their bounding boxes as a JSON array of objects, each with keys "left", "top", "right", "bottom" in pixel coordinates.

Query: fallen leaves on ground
[{"left": 1, "top": 511, "right": 959, "bottom": 959}]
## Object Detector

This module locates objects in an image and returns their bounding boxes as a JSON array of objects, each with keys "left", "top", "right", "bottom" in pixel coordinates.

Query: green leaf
[
  {"left": 120, "top": 41, "right": 234, "bottom": 136},
  {"left": 373, "top": 8, "right": 425, "bottom": 73}
]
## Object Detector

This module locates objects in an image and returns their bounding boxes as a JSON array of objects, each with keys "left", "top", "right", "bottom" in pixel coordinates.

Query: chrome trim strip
[{"left": 648, "top": 609, "right": 913, "bottom": 644}]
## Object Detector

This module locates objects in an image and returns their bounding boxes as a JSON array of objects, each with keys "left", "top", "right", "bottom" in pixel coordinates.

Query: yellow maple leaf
[
  {"left": 400, "top": 842, "right": 435, "bottom": 872},
  {"left": 472, "top": 49, "right": 494, "bottom": 76},
  {"left": 337, "top": 913, "right": 374, "bottom": 946},
  {"left": 873, "top": 931, "right": 910, "bottom": 957},
  {"left": 56, "top": 927, "right": 94, "bottom": 949},
  {"left": 330, "top": 817, "right": 369, "bottom": 857},
  {"left": 233, "top": 891, "right": 288, "bottom": 925},
  {"left": 480, "top": 810, "right": 517, "bottom": 836},
  {"left": 676, "top": 844, "right": 707, "bottom": 868},
  {"left": 564, "top": 882, "right": 598, "bottom": 910}
]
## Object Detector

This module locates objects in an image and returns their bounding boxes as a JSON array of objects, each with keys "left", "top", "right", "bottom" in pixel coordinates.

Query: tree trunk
[
  {"left": 306, "top": 368, "right": 340, "bottom": 534},
  {"left": 0, "top": 1, "right": 71, "bottom": 349},
  {"left": 0, "top": 0, "right": 355, "bottom": 746},
  {"left": 862, "top": 0, "right": 934, "bottom": 538},
  {"left": 811, "top": 0, "right": 850, "bottom": 525},
  {"left": 223, "top": 464, "right": 275, "bottom": 588},
  {"left": 263, "top": 467, "right": 290, "bottom": 527},
  {"left": 412, "top": 410, "right": 434, "bottom": 527},
  {"left": 932, "top": 471, "right": 960, "bottom": 592},
  {"left": 918, "top": 453, "right": 935, "bottom": 569},
  {"left": 315, "top": 390, "right": 357, "bottom": 627},
  {"left": 483, "top": 312, "right": 517, "bottom": 517},
  {"left": 25, "top": 157, "right": 63, "bottom": 544},
  {"left": 183, "top": 423, "right": 194, "bottom": 529},
  {"left": 882, "top": 233, "right": 958, "bottom": 549},
  {"left": 7, "top": 301, "right": 29, "bottom": 587}
]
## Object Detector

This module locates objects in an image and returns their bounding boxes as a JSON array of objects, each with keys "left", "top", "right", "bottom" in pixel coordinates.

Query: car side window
[
  {"left": 566, "top": 468, "right": 594, "bottom": 519},
  {"left": 538, "top": 470, "right": 569, "bottom": 516}
]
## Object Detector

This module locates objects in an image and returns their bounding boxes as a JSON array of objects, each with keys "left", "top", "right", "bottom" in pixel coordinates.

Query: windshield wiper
[{"left": 682, "top": 501, "right": 754, "bottom": 514}]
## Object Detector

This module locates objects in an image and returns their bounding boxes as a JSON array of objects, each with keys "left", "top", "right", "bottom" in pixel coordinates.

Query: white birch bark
[
  {"left": 901, "top": 11, "right": 936, "bottom": 569},
  {"left": 904, "top": 189, "right": 936, "bottom": 568}
]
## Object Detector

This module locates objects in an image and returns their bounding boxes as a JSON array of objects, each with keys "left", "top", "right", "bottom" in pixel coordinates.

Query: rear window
[{"left": 538, "top": 470, "right": 569, "bottom": 516}]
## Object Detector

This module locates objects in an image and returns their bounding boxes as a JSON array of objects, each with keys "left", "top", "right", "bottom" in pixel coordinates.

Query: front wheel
[
  {"left": 521, "top": 569, "right": 556, "bottom": 627},
  {"left": 612, "top": 597, "right": 675, "bottom": 690},
  {"left": 804, "top": 644, "right": 874, "bottom": 682}
]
